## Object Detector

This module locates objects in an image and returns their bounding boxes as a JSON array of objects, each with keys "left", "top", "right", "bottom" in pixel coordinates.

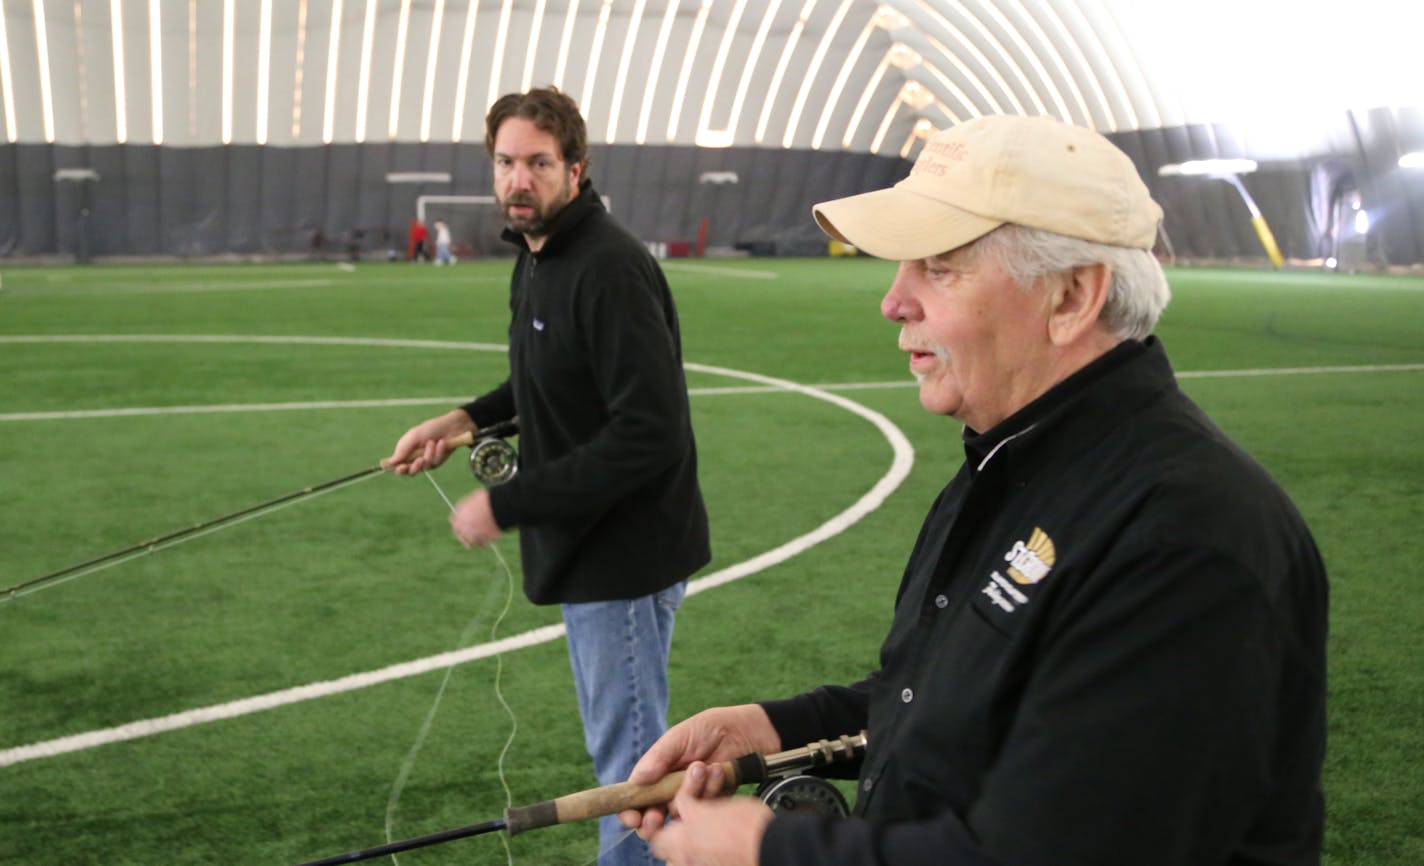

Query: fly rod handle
[
  {"left": 379, "top": 431, "right": 475, "bottom": 471},
  {"left": 504, "top": 731, "right": 868, "bottom": 836},
  {"left": 504, "top": 754, "right": 764, "bottom": 836}
]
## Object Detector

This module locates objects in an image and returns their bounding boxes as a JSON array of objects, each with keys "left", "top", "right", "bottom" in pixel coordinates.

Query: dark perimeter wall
[
  {"left": 0, "top": 142, "right": 907, "bottom": 261},
  {"left": 2, "top": 106, "right": 1420, "bottom": 266}
]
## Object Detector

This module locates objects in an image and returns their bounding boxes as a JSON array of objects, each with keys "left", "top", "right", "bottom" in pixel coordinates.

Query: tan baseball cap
[{"left": 813, "top": 114, "right": 1163, "bottom": 260}]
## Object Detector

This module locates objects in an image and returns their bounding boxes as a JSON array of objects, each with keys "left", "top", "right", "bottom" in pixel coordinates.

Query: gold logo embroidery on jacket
[{"left": 1006, "top": 527, "right": 1056, "bottom": 585}]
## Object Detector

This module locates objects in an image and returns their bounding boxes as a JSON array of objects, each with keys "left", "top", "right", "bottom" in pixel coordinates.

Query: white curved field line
[{"left": 0, "top": 336, "right": 915, "bottom": 768}]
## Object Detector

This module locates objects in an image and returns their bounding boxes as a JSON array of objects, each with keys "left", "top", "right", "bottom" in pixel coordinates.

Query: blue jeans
[{"left": 562, "top": 581, "right": 686, "bottom": 866}]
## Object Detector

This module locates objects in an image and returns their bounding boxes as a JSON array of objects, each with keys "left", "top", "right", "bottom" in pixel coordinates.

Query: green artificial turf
[{"left": 0, "top": 259, "right": 1420, "bottom": 865}]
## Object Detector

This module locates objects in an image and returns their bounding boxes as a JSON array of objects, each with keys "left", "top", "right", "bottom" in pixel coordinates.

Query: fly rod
[
  {"left": 295, "top": 731, "right": 868, "bottom": 866},
  {"left": 2, "top": 424, "right": 516, "bottom": 602}
]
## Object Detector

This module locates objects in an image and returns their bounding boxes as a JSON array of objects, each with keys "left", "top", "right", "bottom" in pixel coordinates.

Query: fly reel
[
  {"left": 467, "top": 420, "right": 519, "bottom": 487},
  {"left": 755, "top": 774, "right": 850, "bottom": 818}
]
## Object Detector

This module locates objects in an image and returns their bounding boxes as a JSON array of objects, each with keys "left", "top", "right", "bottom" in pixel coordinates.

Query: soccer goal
[
  {"left": 415, "top": 195, "right": 509, "bottom": 259},
  {"left": 414, "top": 193, "right": 614, "bottom": 260}
]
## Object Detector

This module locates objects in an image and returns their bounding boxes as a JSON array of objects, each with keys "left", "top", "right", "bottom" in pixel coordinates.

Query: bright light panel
[
  {"left": 0, "top": 5, "right": 15, "bottom": 142},
  {"left": 1400, "top": 151, "right": 1424, "bottom": 169},
  {"left": 913, "top": 6, "right": 1020, "bottom": 115},
  {"left": 488, "top": 0, "right": 513, "bottom": 115},
  {"left": 635, "top": 0, "right": 679, "bottom": 145},
  {"left": 292, "top": 0, "right": 310, "bottom": 140},
  {"left": 872, "top": 4, "right": 909, "bottom": 30},
  {"left": 607, "top": 0, "right": 648, "bottom": 143},
  {"left": 256, "top": 0, "right": 272, "bottom": 145},
  {"left": 901, "top": 80, "right": 934, "bottom": 110},
  {"left": 784, "top": 0, "right": 853, "bottom": 149},
  {"left": 388, "top": 0, "right": 412, "bottom": 141},
  {"left": 419, "top": 0, "right": 445, "bottom": 143},
  {"left": 667, "top": 1, "right": 713, "bottom": 142},
  {"left": 451, "top": 1, "right": 479, "bottom": 143},
  {"left": 812, "top": 12, "right": 874, "bottom": 149},
  {"left": 33, "top": 0, "right": 56, "bottom": 143},
  {"left": 554, "top": 0, "right": 579, "bottom": 89},
  {"left": 322, "top": 0, "right": 343, "bottom": 143},
  {"left": 887, "top": 42, "right": 921, "bottom": 69},
  {"left": 842, "top": 53, "right": 889, "bottom": 148},
  {"left": 355, "top": 0, "right": 378, "bottom": 143},
  {"left": 724, "top": 0, "right": 783, "bottom": 146},
  {"left": 1159, "top": 158, "right": 1259, "bottom": 177},
  {"left": 694, "top": 0, "right": 749, "bottom": 148},
  {"left": 109, "top": 0, "right": 128, "bottom": 143},
  {"left": 580, "top": 0, "right": 615, "bottom": 119},
  {"left": 149, "top": 0, "right": 163, "bottom": 143},
  {"left": 222, "top": 0, "right": 234, "bottom": 143},
  {"left": 755, "top": 0, "right": 812, "bottom": 145},
  {"left": 521, "top": 0, "right": 547, "bottom": 92}
]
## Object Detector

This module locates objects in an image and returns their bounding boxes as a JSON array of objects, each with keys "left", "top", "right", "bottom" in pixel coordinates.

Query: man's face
[
  {"left": 881, "top": 245, "right": 1057, "bottom": 432},
  {"left": 492, "top": 117, "right": 582, "bottom": 239}
]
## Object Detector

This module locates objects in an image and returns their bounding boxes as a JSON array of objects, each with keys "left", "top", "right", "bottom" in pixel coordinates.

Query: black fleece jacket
[
  {"left": 759, "top": 338, "right": 1327, "bottom": 866},
  {"left": 462, "top": 180, "right": 710, "bottom": 604}
]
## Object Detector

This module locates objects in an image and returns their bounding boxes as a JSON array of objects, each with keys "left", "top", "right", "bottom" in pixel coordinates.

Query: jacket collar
[{"left": 963, "top": 337, "right": 1174, "bottom": 472}]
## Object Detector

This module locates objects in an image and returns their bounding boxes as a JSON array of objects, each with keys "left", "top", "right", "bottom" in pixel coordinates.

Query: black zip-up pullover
[
  {"left": 760, "top": 338, "right": 1327, "bottom": 866},
  {"left": 462, "top": 180, "right": 710, "bottom": 604}
]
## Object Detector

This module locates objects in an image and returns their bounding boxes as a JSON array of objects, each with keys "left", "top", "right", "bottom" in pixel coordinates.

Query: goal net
[
  {"left": 416, "top": 195, "right": 514, "bottom": 259},
  {"left": 415, "top": 193, "right": 614, "bottom": 260}
]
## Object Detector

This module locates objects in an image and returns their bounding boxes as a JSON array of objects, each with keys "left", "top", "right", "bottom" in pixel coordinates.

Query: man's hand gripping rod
[
  {"left": 381, "top": 419, "right": 519, "bottom": 486},
  {"left": 294, "top": 731, "right": 868, "bottom": 866}
]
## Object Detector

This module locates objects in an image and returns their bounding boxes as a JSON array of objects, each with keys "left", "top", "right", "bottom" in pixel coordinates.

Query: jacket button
[
  {"left": 934, "top": 594, "right": 949, "bottom": 609},
  {"left": 901, "top": 688, "right": 914, "bottom": 703},
  {"left": 862, "top": 777, "right": 874, "bottom": 792}
]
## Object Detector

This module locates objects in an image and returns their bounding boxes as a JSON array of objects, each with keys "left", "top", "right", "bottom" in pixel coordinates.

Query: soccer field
[{"left": 1, "top": 259, "right": 1421, "bottom": 865}]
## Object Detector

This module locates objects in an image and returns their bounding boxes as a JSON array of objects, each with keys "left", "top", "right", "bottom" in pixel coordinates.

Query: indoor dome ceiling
[{"left": 0, "top": 0, "right": 1414, "bottom": 160}]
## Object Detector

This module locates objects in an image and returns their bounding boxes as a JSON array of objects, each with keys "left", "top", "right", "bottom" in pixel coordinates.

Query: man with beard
[{"left": 385, "top": 87, "right": 710, "bottom": 866}]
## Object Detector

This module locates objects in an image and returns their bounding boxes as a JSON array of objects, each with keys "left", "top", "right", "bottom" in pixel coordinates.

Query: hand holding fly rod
[
  {"left": 294, "top": 731, "right": 867, "bottom": 866},
  {"left": 383, "top": 409, "right": 477, "bottom": 475},
  {"left": 383, "top": 412, "right": 517, "bottom": 476},
  {"left": 3, "top": 424, "right": 518, "bottom": 602}
]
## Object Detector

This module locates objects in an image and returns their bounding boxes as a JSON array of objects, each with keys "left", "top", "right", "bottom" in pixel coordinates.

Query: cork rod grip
[
  {"left": 379, "top": 431, "right": 476, "bottom": 471},
  {"left": 503, "top": 758, "right": 747, "bottom": 836}
]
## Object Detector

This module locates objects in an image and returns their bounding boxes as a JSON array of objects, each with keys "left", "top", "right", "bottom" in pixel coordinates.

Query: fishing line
[
  {"left": 383, "top": 472, "right": 629, "bottom": 866},
  {"left": 383, "top": 467, "right": 633, "bottom": 866},
  {"left": 383, "top": 471, "right": 517, "bottom": 866}
]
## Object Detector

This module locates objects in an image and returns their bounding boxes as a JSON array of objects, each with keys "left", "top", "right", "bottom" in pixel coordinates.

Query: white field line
[
  {"left": 1176, "top": 363, "right": 1424, "bottom": 378},
  {"left": 8, "top": 278, "right": 338, "bottom": 296},
  {"left": 0, "top": 346, "right": 915, "bottom": 768},
  {"left": 660, "top": 262, "right": 780, "bottom": 279},
  {"left": 0, "top": 385, "right": 913, "bottom": 422},
  {"left": 0, "top": 334, "right": 507, "bottom": 351},
  {"left": 7, "top": 271, "right": 506, "bottom": 297},
  {"left": 0, "top": 397, "right": 481, "bottom": 422},
  {"left": 5, "top": 337, "right": 1420, "bottom": 766},
  {"left": 5, "top": 363, "right": 1424, "bottom": 423},
  {"left": 0, "top": 624, "right": 570, "bottom": 767}
]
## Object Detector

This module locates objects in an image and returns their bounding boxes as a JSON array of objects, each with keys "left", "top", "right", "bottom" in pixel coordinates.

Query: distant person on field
[
  {"left": 620, "top": 115, "right": 1328, "bottom": 866},
  {"left": 410, "top": 221, "right": 429, "bottom": 261},
  {"left": 434, "top": 219, "right": 454, "bottom": 265},
  {"left": 384, "top": 87, "right": 709, "bottom": 866}
]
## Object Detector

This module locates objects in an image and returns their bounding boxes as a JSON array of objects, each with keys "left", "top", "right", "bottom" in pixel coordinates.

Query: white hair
[{"left": 968, "top": 224, "right": 1171, "bottom": 340}]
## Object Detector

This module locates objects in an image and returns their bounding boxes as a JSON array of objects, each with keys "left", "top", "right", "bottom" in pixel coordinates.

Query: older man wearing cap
[{"left": 619, "top": 114, "right": 1328, "bottom": 866}]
